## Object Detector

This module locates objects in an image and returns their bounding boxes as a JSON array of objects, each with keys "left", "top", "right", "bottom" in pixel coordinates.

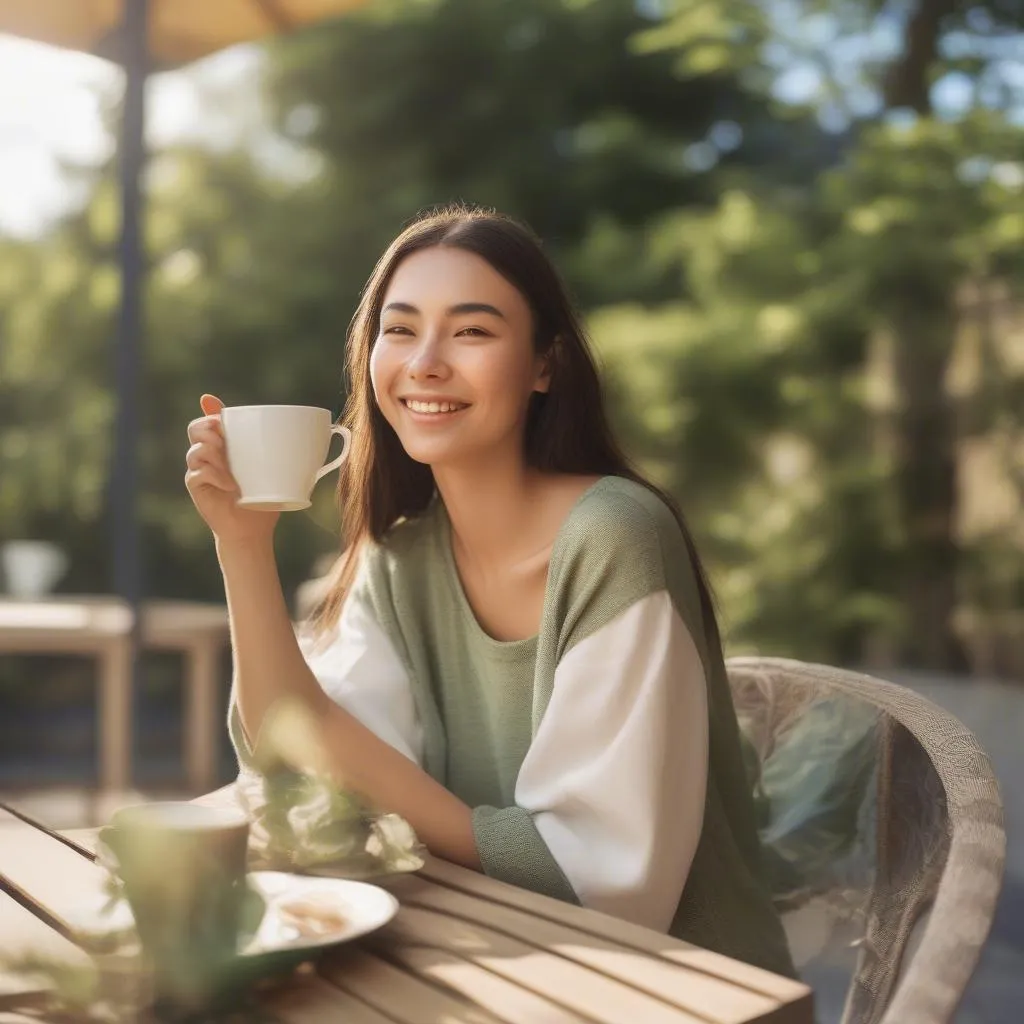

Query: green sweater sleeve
[{"left": 472, "top": 805, "right": 580, "bottom": 904}]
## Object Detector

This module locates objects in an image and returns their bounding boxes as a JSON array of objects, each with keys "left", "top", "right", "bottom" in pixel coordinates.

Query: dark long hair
[{"left": 315, "top": 204, "right": 722, "bottom": 656}]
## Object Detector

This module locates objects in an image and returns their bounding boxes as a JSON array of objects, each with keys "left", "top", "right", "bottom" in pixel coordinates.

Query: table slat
[
  {"left": 373, "top": 938, "right": 591, "bottom": 1024},
  {"left": 371, "top": 900, "right": 707, "bottom": 1024},
  {"left": 0, "top": 819, "right": 109, "bottom": 962},
  {"left": 320, "top": 946, "right": 502, "bottom": 1023},
  {"left": 419, "top": 857, "right": 810, "bottom": 1010},
  {"left": 392, "top": 877, "right": 778, "bottom": 1024},
  {"left": 261, "top": 973, "right": 395, "bottom": 1024}
]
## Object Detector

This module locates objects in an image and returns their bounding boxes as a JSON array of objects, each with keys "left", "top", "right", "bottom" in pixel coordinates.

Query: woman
[{"left": 185, "top": 205, "right": 795, "bottom": 976}]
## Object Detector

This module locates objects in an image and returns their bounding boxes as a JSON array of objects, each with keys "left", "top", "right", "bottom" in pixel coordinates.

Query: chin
[
  {"left": 398, "top": 439, "right": 461, "bottom": 466},
  {"left": 399, "top": 437, "right": 488, "bottom": 469}
]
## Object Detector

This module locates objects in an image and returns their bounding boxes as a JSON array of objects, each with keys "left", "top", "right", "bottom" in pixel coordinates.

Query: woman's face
[{"left": 370, "top": 246, "right": 549, "bottom": 468}]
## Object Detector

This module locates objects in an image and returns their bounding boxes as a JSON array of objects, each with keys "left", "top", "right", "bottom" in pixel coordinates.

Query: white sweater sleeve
[
  {"left": 299, "top": 585, "right": 424, "bottom": 767},
  {"left": 513, "top": 590, "right": 709, "bottom": 932}
]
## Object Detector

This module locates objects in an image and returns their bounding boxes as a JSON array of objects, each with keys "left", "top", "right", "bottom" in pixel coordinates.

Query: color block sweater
[{"left": 230, "top": 476, "right": 795, "bottom": 977}]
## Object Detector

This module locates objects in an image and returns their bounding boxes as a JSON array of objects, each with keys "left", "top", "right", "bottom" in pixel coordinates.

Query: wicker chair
[{"left": 726, "top": 656, "right": 1006, "bottom": 1024}]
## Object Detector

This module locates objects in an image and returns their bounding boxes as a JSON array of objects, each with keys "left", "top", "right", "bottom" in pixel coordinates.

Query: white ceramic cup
[
  {"left": 220, "top": 405, "right": 351, "bottom": 512},
  {"left": 2, "top": 540, "right": 68, "bottom": 599}
]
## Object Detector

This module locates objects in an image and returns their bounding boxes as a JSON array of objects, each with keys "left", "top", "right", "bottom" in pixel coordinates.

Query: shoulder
[
  {"left": 559, "top": 476, "right": 688, "bottom": 577},
  {"left": 548, "top": 476, "right": 701, "bottom": 648},
  {"left": 570, "top": 475, "right": 683, "bottom": 537}
]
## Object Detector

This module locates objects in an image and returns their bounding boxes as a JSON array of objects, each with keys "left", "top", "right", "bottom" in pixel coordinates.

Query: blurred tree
[
  {"left": 622, "top": 0, "right": 1024, "bottom": 669},
  {"left": 1, "top": 0, "right": 784, "bottom": 604},
  {"left": 0, "top": 217, "right": 117, "bottom": 591},
  {"left": 263, "top": 0, "right": 787, "bottom": 304},
  {"left": 2, "top": 0, "right": 1020, "bottom": 678}
]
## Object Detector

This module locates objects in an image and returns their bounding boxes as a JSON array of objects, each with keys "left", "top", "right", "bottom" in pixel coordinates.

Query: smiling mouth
[{"left": 401, "top": 399, "right": 470, "bottom": 415}]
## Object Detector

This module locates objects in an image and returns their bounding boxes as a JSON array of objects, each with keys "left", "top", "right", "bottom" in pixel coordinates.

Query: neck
[{"left": 432, "top": 450, "right": 543, "bottom": 566}]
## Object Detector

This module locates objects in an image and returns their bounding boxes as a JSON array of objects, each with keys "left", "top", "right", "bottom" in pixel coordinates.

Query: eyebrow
[{"left": 381, "top": 301, "right": 506, "bottom": 320}]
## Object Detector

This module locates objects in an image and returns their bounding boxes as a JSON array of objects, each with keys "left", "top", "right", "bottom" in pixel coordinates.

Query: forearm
[
  {"left": 319, "top": 710, "right": 481, "bottom": 870},
  {"left": 218, "top": 536, "right": 328, "bottom": 741},
  {"left": 218, "top": 536, "right": 480, "bottom": 870}
]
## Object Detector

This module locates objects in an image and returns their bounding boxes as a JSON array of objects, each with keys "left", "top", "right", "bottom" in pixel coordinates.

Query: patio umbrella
[
  {"left": 0, "top": 0, "right": 369, "bottom": 771},
  {"left": 0, "top": 1, "right": 370, "bottom": 64}
]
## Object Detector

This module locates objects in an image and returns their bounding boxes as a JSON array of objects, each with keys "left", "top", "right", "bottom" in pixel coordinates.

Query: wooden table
[
  {"left": 0, "top": 598, "right": 230, "bottom": 793},
  {"left": 0, "top": 807, "right": 813, "bottom": 1023}
]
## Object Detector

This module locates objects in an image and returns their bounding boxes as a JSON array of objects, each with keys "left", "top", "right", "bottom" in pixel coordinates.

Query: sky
[{"left": 0, "top": 34, "right": 264, "bottom": 237}]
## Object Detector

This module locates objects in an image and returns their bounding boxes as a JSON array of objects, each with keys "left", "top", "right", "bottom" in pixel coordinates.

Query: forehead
[{"left": 382, "top": 247, "right": 529, "bottom": 318}]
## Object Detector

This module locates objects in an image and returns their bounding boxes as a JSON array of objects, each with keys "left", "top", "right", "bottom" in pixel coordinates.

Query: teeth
[{"left": 405, "top": 400, "right": 466, "bottom": 414}]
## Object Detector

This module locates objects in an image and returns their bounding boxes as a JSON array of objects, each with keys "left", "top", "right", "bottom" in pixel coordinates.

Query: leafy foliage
[{"left": 1, "top": 0, "right": 1022, "bottom": 673}]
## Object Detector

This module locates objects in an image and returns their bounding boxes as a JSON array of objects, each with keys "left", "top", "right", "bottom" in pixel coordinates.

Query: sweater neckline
[{"left": 436, "top": 475, "right": 617, "bottom": 653}]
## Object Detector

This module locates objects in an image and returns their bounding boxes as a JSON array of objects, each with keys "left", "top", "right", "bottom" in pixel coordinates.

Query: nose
[{"left": 406, "top": 332, "right": 451, "bottom": 381}]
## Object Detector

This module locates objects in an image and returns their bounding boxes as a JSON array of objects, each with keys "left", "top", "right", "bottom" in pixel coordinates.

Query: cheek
[
  {"left": 468, "top": 347, "right": 537, "bottom": 406},
  {"left": 368, "top": 343, "right": 392, "bottom": 406}
]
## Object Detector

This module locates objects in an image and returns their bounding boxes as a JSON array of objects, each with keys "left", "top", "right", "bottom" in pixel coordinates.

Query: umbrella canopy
[{"left": 0, "top": 0, "right": 368, "bottom": 64}]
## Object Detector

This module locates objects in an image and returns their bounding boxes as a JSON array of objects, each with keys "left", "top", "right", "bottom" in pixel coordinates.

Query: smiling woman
[{"left": 184, "top": 203, "right": 797, "bottom": 979}]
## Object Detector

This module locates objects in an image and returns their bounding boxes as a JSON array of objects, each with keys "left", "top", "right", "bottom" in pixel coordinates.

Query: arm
[
  {"left": 218, "top": 535, "right": 482, "bottom": 869},
  {"left": 186, "top": 395, "right": 480, "bottom": 868}
]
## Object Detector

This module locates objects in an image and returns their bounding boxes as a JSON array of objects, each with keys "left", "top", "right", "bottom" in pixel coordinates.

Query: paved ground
[{"left": 2, "top": 669, "right": 1022, "bottom": 1022}]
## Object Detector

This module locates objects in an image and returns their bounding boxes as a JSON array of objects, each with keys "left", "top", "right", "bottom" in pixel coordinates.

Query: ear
[{"left": 533, "top": 345, "right": 554, "bottom": 394}]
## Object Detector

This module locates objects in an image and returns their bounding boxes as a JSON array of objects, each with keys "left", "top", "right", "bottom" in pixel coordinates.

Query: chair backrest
[{"left": 726, "top": 656, "right": 1005, "bottom": 1024}]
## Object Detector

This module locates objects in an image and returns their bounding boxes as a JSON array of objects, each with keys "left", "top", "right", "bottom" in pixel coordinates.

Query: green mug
[{"left": 98, "top": 802, "right": 262, "bottom": 1007}]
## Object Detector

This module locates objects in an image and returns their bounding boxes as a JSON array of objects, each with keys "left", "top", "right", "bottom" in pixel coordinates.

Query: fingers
[
  {"left": 187, "top": 415, "right": 223, "bottom": 445},
  {"left": 185, "top": 441, "right": 224, "bottom": 472},
  {"left": 188, "top": 394, "right": 225, "bottom": 443},
  {"left": 186, "top": 395, "right": 234, "bottom": 497},
  {"left": 184, "top": 464, "right": 238, "bottom": 494},
  {"left": 184, "top": 439, "right": 236, "bottom": 490}
]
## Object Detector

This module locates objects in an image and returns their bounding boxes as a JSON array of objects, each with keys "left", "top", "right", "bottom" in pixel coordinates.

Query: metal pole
[{"left": 110, "top": 0, "right": 149, "bottom": 788}]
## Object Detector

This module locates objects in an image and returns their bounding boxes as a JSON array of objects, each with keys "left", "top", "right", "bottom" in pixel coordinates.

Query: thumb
[{"left": 200, "top": 394, "right": 224, "bottom": 416}]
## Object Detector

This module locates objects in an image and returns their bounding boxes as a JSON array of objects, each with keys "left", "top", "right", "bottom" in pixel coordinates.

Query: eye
[
  {"left": 455, "top": 326, "right": 491, "bottom": 338},
  {"left": 381, "top": 324, "right": 414, "bottom": 336}
]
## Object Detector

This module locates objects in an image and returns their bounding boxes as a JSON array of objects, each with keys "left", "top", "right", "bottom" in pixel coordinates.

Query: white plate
[
  {"left": 66, "top": 871, "right": 400, "bottom": 959},
  {"left": 245, "top": 871, "right": 399, "bottom": 954}
]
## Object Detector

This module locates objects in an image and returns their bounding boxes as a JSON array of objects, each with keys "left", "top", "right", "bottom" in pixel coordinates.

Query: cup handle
[{"left": 314, "top": 425, "right": 352, "bottom": 483}]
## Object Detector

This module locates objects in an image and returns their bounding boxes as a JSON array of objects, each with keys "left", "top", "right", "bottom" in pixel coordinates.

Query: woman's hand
[{"left": 185, "top": 394, "right": 279, "bottom": 545}]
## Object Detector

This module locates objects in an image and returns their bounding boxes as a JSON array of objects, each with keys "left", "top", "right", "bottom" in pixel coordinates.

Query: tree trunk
[
  {"left": 882, "top": 0, "right": 967, "bottom": 671},
  {"left": 890, "top": 306, "right": 967, "bottom": 670},
  {"left": 882, "top": 0, "right": 955, "bottom": 114}
]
